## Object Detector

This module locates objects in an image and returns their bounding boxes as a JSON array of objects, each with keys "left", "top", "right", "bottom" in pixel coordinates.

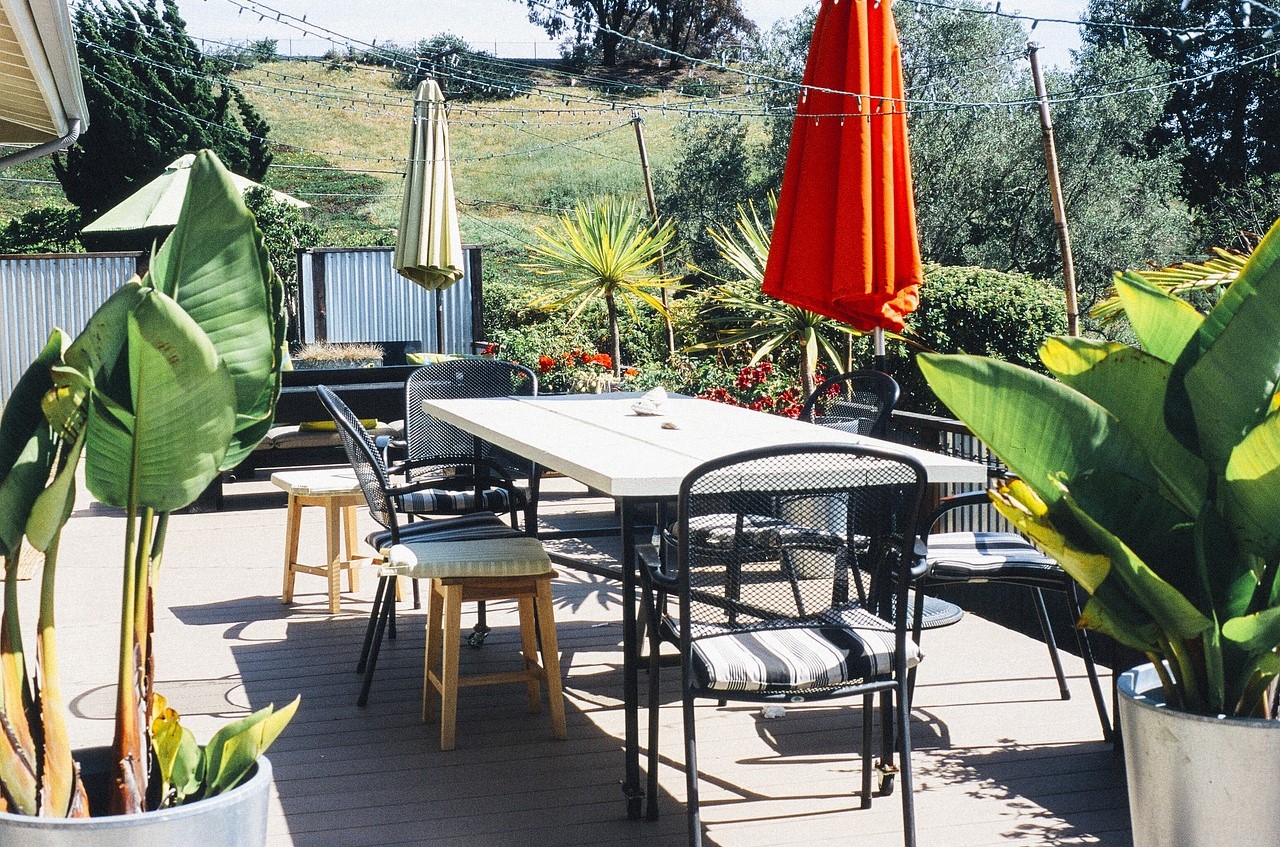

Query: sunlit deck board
[{"left": 28, "top": 474, "right": 1131, "bottom": 847}]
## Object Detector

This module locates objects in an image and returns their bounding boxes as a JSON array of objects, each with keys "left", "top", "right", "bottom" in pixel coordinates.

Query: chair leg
[
  {"left": 1066, "top": 586, "right": 1114, "bottom": 742},
  {"left": 423, "top": 579, "right": 444, "bottom": 724},
  {"left": 533, "top": 577, "right": 567, "bottom": 741},
  {"left": 683, "top": 683, "right": 702, "bottom": 847},
  {"left": 860, "top": 692, "right": 874, "bottom": 809},
  {"left": 357, "top": 573, "right": 392, "bottom": 671},
  {"left": 1031, "top": 587, "right": 1071, "bottom": 700},
  {"left": 357, "top": 575, "right": 395, "bottom": 707},
  {"left": 439, "top": 583, "right": 463, "bottom": 750},
  {"left": 645, "top": 585, "right": 662, "bottom": 820},
  {"left": 470, "top": 601, "right": 491, "bottom": 647},
  {"left": 517, "top": 594, "right": 543, "bottom": 713},
  {"left": 896, "top": 685, "right": 918, "bottom": 847}
]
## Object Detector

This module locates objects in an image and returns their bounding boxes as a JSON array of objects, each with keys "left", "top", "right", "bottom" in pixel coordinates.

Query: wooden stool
[
  {"left": 272, "top": 470, "right": 372, "bottom": 614},
  {"left": 384, "top": 537, "right": 566, "bottom": 750}
]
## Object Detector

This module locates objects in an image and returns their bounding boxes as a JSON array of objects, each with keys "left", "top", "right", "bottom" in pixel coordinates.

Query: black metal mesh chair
[
  {"left": 799, "top": 369, "right": 900, "bottom": 438},
  {"left": 639, "top": 443, "right": 929, "bottom": 847},
  {"left": 400, "top": 358, "right": 539, "bottom": 530},
  {"left": 800, "top": 370, "right": 964, "bottom": 632},
  {"left": 316, "top": 384, "right": 524, "bottom": 706},
  {"left": 916, "top": 486, "right": 1113, "bottom": 742}
]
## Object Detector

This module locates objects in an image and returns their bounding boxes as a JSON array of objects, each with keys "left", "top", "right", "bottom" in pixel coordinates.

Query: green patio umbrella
[
  {"left": 393, "top": 79, "right": 464, "bottom": 290},
  {"left": 80, "top": 153, "right": 307, "bottom": 250}
]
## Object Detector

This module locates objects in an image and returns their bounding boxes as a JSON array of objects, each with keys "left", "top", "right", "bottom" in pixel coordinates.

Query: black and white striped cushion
[
  {"left": 689, "top": 621, "right": 918, "bottom": 695},
  {"left": 396, "top": 485, "right": 526, "bottom": 515},
  {"left": 927, "top": 531, "right": 1067, "bottom": 589}
]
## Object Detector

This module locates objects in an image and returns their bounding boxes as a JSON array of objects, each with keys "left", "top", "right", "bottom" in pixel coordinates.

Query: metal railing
[{"left": 889, "top": 409, "right": 1011, "bottom": 533}]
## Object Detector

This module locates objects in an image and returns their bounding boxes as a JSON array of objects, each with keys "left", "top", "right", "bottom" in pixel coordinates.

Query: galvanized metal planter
[
  {"left": 0, "top": 751, "right": 272, "bottom": 847},
  {"left": 1118, "top": 664, "right": 1280, "bottom": 847}
]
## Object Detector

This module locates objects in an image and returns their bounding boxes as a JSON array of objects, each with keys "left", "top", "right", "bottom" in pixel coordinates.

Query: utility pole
[
  {"left": 1029, "top": 42, "right": 1080, "bottom": 336},
  {"left": 632, "top": 114, "right": 676, "bottom": 356}
]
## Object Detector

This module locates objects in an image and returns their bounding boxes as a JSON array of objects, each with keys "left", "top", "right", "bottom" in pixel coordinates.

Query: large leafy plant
[
  {"left": 0, "top": 151, "right": 296, "bottom": 817},
  {"left": 920, "top": 216, "right": 1280, "bottom": 718}
]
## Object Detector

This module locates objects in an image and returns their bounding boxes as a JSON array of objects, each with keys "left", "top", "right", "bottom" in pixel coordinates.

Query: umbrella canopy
[
  {"left": 394, "top": 79, "right": 464, "bottom": 290},
  {"left": 762, "top": 0, "right": 922, "bottom": 334},
  {"left": 81, "top": 153, "right": 308, "bottom": 249}
]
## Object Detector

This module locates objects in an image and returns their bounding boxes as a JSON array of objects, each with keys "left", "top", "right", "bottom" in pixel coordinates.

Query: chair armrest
[
  {"left": 920, "top": 487, "right": 993, "bottom": 536},
  {"left": 637, "top": 541, "right": 677, "bottom": 589}
]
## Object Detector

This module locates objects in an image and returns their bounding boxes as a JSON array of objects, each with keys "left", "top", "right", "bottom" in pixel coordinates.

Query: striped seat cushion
[
  {"left": 685, "top": 513, "right": 842, "bottom": 553},
  {"left": 396, "top": 485, "right": 526, "bottom": 515},
  {"left": 927, "top": 531, "right": 1068, "bottom": 589},
  {"left": 383, "top": 536, "right": 551, "bottom": 580},
  {"left": 689, "top": 617, "right": 918, "bottom": 695},
  {"left": 365, "top": 513, "right": 520, "bottom": 554}
]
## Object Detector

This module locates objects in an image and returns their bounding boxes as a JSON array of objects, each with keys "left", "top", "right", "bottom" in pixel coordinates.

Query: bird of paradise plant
[
  {"left": 0, "top": 151, "right": 296, "bottom": 817},
  {"left": 921, "top": 215, "right": 1280, "bottom": 718}
]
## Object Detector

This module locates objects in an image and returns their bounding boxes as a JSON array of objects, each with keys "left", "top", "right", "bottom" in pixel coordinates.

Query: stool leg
[
  {"left": 534, "top": 577, "right": 567, "bottom": 741},
  {"left": 324, "top": 499, "right": 342, "bottom": 614},
  {"left": 440, "top": 584, "right": 463, "bottom": 751},
  {"left": 517, "top": 594, "right": 542, "bottom": 713},
  {"left": 423, "top": 579, "right": 444, "bottom": 724},
  {"left": 281, "top": 493, "right": 302, "bottom": 604},
  {"left": 342, "top": 504, "right": 361, "bottom": 593}
]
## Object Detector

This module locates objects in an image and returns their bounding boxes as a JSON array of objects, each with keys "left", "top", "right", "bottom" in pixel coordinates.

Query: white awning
[{"left": 0, "top": 0, "right": 88, "bottom": 165}]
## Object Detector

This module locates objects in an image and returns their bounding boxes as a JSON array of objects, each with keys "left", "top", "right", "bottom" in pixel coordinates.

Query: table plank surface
[{"left": 421, "top": 393, "right": 987, "bottom": 497}]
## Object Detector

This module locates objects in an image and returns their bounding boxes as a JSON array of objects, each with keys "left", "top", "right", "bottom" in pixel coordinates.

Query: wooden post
[
  {"left": 632, "top": 114, "right": 676, "bottom": 356},
  {"left": 1029, "top": 43, "right": 1080, "bottom": 336}
]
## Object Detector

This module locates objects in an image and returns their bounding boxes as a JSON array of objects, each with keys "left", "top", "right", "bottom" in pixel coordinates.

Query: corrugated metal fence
[
  {"left": 297, "top": 246, "right": 481, "bottom": 355},
  {"left": 0, "top": 247, "right": 483, "bottom": 405},
  {"left": 0, "top": 252, "right": 143, "bottom": 404}
]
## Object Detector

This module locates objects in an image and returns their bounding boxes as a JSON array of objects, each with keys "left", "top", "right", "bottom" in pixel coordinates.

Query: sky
[{"left": 174, "top": 0, "right": 1088, "bottom": 67}]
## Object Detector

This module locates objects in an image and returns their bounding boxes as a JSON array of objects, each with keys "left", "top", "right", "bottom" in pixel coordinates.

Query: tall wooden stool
[
  {"left": 384, "top": 536, "right": 567, "bottom": 750},
  {"left": 273, "top": 469, "right": 372, "bottom": 614}
]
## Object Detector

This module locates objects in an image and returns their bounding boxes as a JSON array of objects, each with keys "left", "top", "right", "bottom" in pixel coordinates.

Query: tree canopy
[
  {"left": 1083, "top": 0, "right": 1280, "bottom": 227},
  {"left": 525, "top": 0, "right": 753, "bottom": 65},
  {"left": 54, "top": 0, "right": 272, "bottom": 222}
]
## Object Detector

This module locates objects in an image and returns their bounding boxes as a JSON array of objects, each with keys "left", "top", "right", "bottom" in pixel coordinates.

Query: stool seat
[
  {"left": 272, "top": 470, "right": 372, "bottom": 614},
  {"left": 412, "top": 537, "right": 567, "bottom": 750}
]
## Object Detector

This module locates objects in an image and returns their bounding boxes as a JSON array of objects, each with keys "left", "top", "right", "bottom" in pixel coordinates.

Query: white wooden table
[{"left": 422, "top": 393, "right": 987, "bottom": 819}]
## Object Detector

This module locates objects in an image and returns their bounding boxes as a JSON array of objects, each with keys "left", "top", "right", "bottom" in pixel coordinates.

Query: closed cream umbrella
[{"left": 394, "top": 79, "right": 464, "bottom": 290}]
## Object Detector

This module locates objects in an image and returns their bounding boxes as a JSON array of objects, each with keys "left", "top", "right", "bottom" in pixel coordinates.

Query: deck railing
[{"left": 888, "top": 409, "right": 1012, "bottom": 533}]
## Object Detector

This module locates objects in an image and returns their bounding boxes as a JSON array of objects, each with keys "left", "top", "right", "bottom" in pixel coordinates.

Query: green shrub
[
  {"left": 0, "top": 207, "right": 83, "bottom": 254},
  {"left": 890, "top": 264, "right": 1067, "bottom": 414}
]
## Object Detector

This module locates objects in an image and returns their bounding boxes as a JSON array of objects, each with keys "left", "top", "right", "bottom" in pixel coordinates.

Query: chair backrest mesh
[
  {"left": 799, "top": 370, "right": 900, "bottom": 438},
  {"left": 405, "top": 359, "right": 537, "bottom": 472},
  {"left": 316, "top": 384, "right": 399, "bottom": 533},
  {"left": 676, "top": 444, "right": 925, "bottom": 636}
]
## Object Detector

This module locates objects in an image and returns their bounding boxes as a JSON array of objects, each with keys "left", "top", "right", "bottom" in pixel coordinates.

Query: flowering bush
[
  {"left": 697, "top": 360, "right": 808, "bottom": 417},
  {"left": 536, "top": 349, "right": 640, "bottom": 393}
]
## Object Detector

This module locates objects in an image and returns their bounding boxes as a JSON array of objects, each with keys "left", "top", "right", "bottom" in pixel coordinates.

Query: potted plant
[
  {"left": 0, "top": 151, "right": 296, "bottom": 842},
  {"left": 918, "top": 217, "right": 1280, "bottom": 847}
]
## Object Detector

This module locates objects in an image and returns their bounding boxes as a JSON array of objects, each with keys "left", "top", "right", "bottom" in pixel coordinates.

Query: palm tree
[
  {"left": 690, "top": 198, "right": 857, "bottom": 400},
  {"left": 524, "top": 196, "right": 678, "bottom": 378}
]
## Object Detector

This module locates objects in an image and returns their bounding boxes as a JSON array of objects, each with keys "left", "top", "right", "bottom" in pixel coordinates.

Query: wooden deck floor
[{"left": 26, "top": 474, "right": 1131, "bottom": 847}]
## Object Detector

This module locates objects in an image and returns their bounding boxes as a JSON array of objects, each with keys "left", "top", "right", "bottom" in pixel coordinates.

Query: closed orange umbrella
[{"left": 762, "top": 0, "right": 921, "bottom": 336}]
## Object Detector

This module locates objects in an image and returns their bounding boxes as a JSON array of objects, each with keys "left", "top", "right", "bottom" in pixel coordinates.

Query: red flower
[
  {"left": 624, "top": 367, "right": 639, "bottom": 378},
  {"left": 538, "top": 356, "right": 556, "bottom": 373}
]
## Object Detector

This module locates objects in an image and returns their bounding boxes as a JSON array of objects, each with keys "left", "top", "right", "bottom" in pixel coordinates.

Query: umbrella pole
[{"left": 873, "top": 328, "right": 887, "bottom": 373}]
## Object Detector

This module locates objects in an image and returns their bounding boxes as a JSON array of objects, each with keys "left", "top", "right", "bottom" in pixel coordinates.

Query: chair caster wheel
[
  {"left": 467, "top": 629, "right": 489, "bottom": 648},
  {"left": 877, "top": 759, "right": 898, "bottom": 796}
]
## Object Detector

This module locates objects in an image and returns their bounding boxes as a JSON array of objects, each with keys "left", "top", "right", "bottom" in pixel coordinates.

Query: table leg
[
  {"left": 620, "top": 500, "right": 644, "bottom": 820},
  {"left": 282, "top": 493, "right": 301, "bottom": 604},
  {"left": 324, "top": 498, "right": 342, "bottom": 615}
]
